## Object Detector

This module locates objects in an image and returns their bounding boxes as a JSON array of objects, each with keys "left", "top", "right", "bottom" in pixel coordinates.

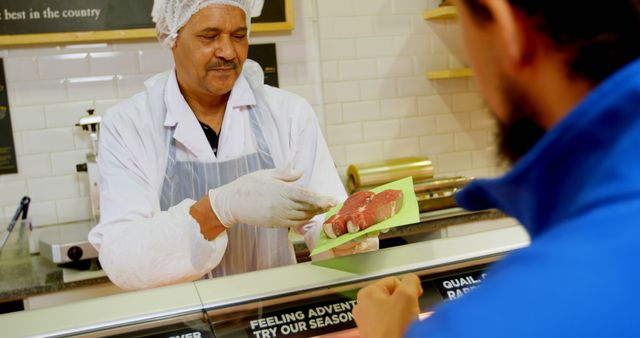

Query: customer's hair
[{"left": 462, "top": 0, "right": 640, "bottom": 83}]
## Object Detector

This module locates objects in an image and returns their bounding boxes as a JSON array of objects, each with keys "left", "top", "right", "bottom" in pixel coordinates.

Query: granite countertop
[
  {"left": 1, "top": 209, "right": 505, "bottom": 302},
  {"left": 0, "top": 234, "right": 109, "bottom": 302}
]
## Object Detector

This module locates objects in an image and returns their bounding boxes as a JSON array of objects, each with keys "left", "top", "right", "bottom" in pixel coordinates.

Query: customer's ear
[{"left": 482, "top": 0, "right": 537, "bottom": 75}]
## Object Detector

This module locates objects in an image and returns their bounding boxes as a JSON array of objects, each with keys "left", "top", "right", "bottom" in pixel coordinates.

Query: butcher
[{"left": 88, "top": 0, "right": 378, "bottom": 290}]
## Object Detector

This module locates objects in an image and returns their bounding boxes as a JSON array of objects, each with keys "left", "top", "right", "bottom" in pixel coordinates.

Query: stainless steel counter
[{"left": 0, "top": 225, "right": 530, "bottom": 338}]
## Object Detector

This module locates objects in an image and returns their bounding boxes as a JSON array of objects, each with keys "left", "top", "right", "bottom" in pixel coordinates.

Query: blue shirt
[{"left": 407, "top": 58, "right": 640, "bottom": 337}]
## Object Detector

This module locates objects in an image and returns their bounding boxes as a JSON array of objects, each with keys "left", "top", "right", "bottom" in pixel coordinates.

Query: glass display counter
[{"left": 0, "top": 226, "right": 529, "bottom": 338}]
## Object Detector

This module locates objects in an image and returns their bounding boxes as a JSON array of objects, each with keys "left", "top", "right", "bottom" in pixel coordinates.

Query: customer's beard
[{"left": 495, "top": 83, "right": 546, "bottom": 166}]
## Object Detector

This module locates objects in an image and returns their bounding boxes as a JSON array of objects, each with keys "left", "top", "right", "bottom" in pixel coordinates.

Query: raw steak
[
  {"left": 347, "top": 189, "right": 404, "bottom": 233},
  {"left": 323, "top": 191, "right": 374, "bottom": 238}
]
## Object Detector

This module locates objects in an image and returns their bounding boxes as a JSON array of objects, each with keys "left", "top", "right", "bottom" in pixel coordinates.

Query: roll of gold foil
[{"left": 346, "top": 157, "right": 434, "bottom": 194}]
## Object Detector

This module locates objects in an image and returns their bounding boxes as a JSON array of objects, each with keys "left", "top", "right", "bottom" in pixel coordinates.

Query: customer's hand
[
  {"left": 209, "top": 168, "right": 337, "bottom": 228},
  {"left": 353, "top": 274, "right": 423, "bottom": 338}
]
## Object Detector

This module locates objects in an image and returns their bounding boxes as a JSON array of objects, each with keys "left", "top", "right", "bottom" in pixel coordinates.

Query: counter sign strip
[
  {"left": 210, "top": 296, "right": 359, "bottom": 338},
  {"left": 433, "top": 270, "right": 488, "bottom": 301}
]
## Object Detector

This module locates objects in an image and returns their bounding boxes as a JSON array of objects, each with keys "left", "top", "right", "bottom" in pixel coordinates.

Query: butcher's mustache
[{"left": 207, "top": 60, "right": 238, "bottom": 70}]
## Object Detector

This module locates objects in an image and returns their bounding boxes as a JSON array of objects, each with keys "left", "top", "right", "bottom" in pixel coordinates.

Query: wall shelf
[
  {"left": 423, "top": 6, "right": 458, "bottom": 20},
  {"left": 426, "top": 68, "right": 473, "bottom": 80},
  {"left": 424, "top": 6, "right": 468, "bottom": 80}
]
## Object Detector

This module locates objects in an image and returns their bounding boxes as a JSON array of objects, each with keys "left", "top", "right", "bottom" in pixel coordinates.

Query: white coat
[{"left": 88, "top": 67, "right": 347, "bottom": 290}]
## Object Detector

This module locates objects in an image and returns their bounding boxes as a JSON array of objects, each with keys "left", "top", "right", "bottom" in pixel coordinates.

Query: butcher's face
[
  {"left": 454, "top": 0, "right": 545, "bottom": 165},
  {"left": 172, "top": 5, "right": 248, "bottom": 98}
]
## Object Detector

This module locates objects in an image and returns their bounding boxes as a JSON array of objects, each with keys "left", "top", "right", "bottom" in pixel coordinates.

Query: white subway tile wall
[
  {"left": 346, "top": 142, "right": 384, "bottom": 165},
  {"left": 318, "top": 0, "right": 498, "bottom": 179},
  {"left": 0, "top": 0, "right": 499, "bottom": 225},
  {"left": 45, "top": 101, "right": 94, "bottom": 128},
  {"left": 10, "top": 106, "right": 46, "bottom": 131}
]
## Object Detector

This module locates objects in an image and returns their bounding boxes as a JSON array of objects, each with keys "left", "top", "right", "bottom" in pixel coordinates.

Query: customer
[
  {"left": 353, "top": 0, "right": 640, "bottom": 337},
  {"left": 89, "top": 0, "right": 378, "bottom": 291}
]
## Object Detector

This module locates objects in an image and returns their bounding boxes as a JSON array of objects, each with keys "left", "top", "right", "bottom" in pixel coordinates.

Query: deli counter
[{"left": 0, "top": 225, "right": 529, "bottom": 338}]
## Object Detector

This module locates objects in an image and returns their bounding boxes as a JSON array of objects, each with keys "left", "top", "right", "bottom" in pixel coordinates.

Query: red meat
[
  {"left": 347, "top": 189, "right": 404, "bottom": 233},
  {"left": 323, "top": 191, "right": 374, "bottom": 238}
]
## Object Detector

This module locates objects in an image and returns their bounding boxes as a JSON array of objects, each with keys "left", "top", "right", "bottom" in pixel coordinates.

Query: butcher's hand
[
  {"left": 210, "top": 168, "right": 337, "bottom": 228},
  {"left": 332, "top": 232, "right": 379, "bottom": 257},
  {"left": 353, "top": 274, "right": 423, "bottom": 338}
]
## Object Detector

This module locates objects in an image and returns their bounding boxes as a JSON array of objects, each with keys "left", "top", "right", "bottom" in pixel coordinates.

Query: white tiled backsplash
[
  {"left": 0, "top": 0, "right": 499, "bottom": 226},
  {"left": 317, "top": 0, "right": 500, "bottom": 178}
]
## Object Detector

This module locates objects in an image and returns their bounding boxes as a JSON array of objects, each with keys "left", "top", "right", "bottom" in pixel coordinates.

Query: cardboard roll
[{"left": 346, "top": 157, "right": 434, "bottom": 194}]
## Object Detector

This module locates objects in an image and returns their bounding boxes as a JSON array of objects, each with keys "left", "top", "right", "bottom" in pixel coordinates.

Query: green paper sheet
[{"left": 310, "top": 176, "right": 420, "bottom": 256}]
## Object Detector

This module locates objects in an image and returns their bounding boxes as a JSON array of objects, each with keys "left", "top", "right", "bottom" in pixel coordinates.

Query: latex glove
[
  {"left": 332, "top": 232, "right": 380, "bottom": 257},
  {"left": 353, "top": 274, "right": 423, "bottom": 338},
  {"left": 210, "top": 168, "right": 337, "bottom": 228}
]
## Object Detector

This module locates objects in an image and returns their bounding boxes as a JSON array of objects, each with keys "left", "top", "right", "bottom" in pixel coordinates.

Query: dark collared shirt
[{"left": 198, "top": 120, "right": 219, "bottom": 156}]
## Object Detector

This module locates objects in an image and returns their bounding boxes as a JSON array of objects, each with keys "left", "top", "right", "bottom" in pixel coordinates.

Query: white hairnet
[{"left": 152, "top": 0, "right": 263, "bottom": 49}]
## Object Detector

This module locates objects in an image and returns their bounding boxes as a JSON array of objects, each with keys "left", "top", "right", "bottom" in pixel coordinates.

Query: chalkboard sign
[
  {"left": 0, "top": 59, "right": 17, "bottom": 175},
  {"left": 248, "top": 43, "right": 279, "bottom": 88},
  {"left": 0, "top": 0, "right": 293, "bottom": 46},
  {"left": 0, "top": 0, "right": 153, "bottom": 35},
  {"left": 253, "top": 0, "right": 287, "bottom": 24}
]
